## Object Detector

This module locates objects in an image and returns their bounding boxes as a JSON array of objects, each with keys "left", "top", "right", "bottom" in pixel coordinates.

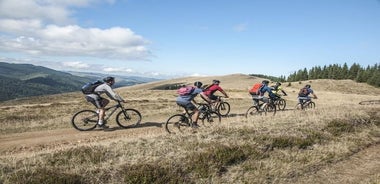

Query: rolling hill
[{"left": 0, "top": 62, "right": 159, "bottom": 101}]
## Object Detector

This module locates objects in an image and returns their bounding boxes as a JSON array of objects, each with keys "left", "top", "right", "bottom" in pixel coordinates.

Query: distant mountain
[{"left": 0, "top": 62, "right": 160, "bottom": 101}]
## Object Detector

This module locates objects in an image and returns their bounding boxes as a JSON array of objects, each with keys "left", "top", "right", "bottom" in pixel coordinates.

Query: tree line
[{"left": 286, "top": 63, "right": 380, "bottom": 87}]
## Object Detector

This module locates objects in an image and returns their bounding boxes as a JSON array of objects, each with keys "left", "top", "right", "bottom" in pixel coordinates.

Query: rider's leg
[
  {"left": 97, "top": 98, "right": 109, "bottom": 126},
  {"left": 209, "top": 95, "right": 218, "bottom": 110}
]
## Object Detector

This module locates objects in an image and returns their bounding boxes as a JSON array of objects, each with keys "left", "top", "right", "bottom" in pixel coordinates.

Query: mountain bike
[
  {"left": 165, "top": 103, "right": 221, "bottom": 134},
  {"left": 71, "top": 101, "right": 142, "bottom": 131},
  {"left": 213, "top": 96, "right": 230, "bottom": 117},
  {"left": 272, "top": 95, "right": 287, "bottom": 111},
  {"left": 295, "top": 98, "right": 316, "bottom": 110},
  {"left": 245, "top": 98, "right": 277, "bottom": 118}
]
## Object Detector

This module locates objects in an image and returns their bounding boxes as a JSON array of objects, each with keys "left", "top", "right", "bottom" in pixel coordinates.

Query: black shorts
[{"left": 85, "top": 95, "right": 106, "bottom": 108}]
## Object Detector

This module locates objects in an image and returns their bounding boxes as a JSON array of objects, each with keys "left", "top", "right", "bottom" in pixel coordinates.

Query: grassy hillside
[
  {"left": 0, "top": 62, "right": 159, "bottom": 101},
  {"left": 0, "top": 74, "right": 379, "bottom": 183}
]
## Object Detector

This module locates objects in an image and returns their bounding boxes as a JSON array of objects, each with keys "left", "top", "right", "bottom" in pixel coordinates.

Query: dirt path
[
  {"left": 292, "top": 143, "right": 380, "bottom": 184},
  {"left": 0, "top": 122, "right": 165, "bottom": 156}
]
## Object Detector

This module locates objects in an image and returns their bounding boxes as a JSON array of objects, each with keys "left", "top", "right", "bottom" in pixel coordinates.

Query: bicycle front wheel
[
  {"left": 264, "top": 103, "right": 277, "bottom": 116},
  {"left": 277, "top": 98, "right": 286, "bottom": 111},
  {"left": 165, "top": 114, "right": 191, "bottom": 134},
  {"left": 217, "top": 102, "right": 230, "bottom": 117},
  {"left": 116, "top": 109, "right": 142, "bottom": 128},
  {"left": 305, "top": 101, "right": 315, "bottom": 109},
  {"left": 71, "top": 110, "right": 98, "bottom": 131},
  {"left": 200, "top": 111, "right": 221, "bottom": 126}
]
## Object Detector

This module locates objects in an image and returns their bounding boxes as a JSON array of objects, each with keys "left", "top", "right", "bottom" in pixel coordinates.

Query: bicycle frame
[{"left": 102, "top": 102, "right": 123, "bottom": 120}]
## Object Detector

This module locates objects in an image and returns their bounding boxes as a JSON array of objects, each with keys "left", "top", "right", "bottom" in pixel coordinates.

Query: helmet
[
  {"left": 305, "top": 84, "right": 311, "bottom": 88},
  {"left": 194, "top": 81, "right": 203, "bottom": 88},
  {"left": 212, "top": 80, "right": 220, "bottom": 84},
  {"left": 103, "top": 76, "right": 115, "bottom": 83},
  {"left": 262, "top": 80, "right": 269, "bottom": 84}
]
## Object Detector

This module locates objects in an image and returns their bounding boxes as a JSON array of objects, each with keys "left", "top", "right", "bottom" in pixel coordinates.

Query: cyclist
[
  {"left": 271, "top": 82, "right": 287, "bottom": 98},
  {"left": 297, "top": 84, "right": 318, "bottom": 107},
  {"left": 251, "top": 80, "right": 276, "bottom": 107},
  {"left": 176, "top": 81, "right": 207, "bottom": 128},
  {"left": 85, "top": 76, "right": 127, "bottom": 129},
  {"left": 202, "top": 79, "right": 229, "bottom": 110}
]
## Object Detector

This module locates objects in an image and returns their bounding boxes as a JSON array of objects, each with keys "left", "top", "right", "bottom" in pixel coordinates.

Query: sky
[{"left": 0, "top": 0, "right": 379, "bottom": 79}]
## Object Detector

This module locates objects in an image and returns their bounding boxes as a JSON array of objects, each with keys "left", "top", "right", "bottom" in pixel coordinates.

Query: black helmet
[
  {"left": 305, "top": 84, "right": 311, "bottom": 88},
  {"left": 212, "top": 79, "right": 220, "bottom": 84},
  {"left": 103, "top": 76, "right": 115, "bottom": 83},
  {"left": 262, "top": 80, "right": 269, "bottom": 84},
  {"left": 194, "top": 81, "right": 203, "bottom": 88}
]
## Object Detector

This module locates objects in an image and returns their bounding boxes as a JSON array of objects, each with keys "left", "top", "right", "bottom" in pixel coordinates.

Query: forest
[{"left": 280, "top": 63, "right": 379, "bottom": 87}]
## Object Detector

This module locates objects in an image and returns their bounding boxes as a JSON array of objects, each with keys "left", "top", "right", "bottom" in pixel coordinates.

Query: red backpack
[
  {"left": 249, "top": 83, "right": 263, "bottom": 95},
  {"left": 177, "top": 86, "right": 195, "bottom": 96}
]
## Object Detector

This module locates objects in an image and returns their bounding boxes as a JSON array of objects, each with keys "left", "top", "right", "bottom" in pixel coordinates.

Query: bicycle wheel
[
  {"left": 277, "top": 98, "right": 286, "bottom": 111},
  {"left": 116, "top": 109, "right": 142, "bottom": 128},
  {"left": 217, "top": 102, "right": 230, "bottom": 117},
  {"left": 305, "top": 101, "right": 315, "bottom": 109},
  {"left": 71, "top": 110, "right": 98, "bottom": 131},
  {"left": 165, "top": 114, "right": 191, "bottom": 134},
  {"left": 264, "top": 103, "right": 277, "bottom": 116},
  {"left": 200, "top": 111, "right": 221, "bottom": 126},
  {"left": 245, "top": 106, "right": 260, "bottom": 118}
]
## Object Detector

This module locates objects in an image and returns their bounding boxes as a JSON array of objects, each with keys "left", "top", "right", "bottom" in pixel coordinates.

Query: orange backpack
[{"left": 249, "top": 83, "right": 263, "bottom": 95}]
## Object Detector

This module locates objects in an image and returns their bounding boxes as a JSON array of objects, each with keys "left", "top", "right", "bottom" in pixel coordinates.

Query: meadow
[{"left": 0, "top": 74, "right": 379, "bottom": 184}]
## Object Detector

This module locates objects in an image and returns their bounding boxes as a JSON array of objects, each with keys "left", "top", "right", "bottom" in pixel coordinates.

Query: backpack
[
  {"left": 249, "top": 83, "right": 263, "bottom": 95},
  {"left": 177, "top": 86, "right": 195, "bottom": 96},
  {"left": 298, "top": 87, "right": 309, "bottom": 97},
  {"left": 81, "top": 80, "right": 104, "bottom": 94}
]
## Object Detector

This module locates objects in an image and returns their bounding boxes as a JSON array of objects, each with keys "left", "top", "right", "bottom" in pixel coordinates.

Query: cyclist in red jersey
[{"left": 202, "top": 80, "right": 229, "bottom": 109}]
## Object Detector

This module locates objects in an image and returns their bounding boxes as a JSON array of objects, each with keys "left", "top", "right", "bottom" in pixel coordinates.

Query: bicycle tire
[
  {"left": 71, "top": 110, "right": 98, "bottom": 131},
  {"left": 200, "top": 111, "right": 221, "bottom": 126},
  {"left": 245, "top": 106, "right": 260, "bottom": 118},
  {"left": 217, "top": 102, "right": 230, "bottom": 117},
  {"left": 165, "top": 114, "right": 191, "bottom": 134},
  {"left": 116, "top": 109, "right": 142, "bottom": 128},
  {"left": 265, "top": 103, "right": 277, "bottom": 116},
  {"left": 306, "top": 101, "right": 315, "bottom": 109},
  {"left": 277, "top": 98, "right": 286, "bottom": 111}
]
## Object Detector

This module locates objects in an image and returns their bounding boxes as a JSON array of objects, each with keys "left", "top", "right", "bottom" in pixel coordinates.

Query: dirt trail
[{"left": 0, "top": 123, "right": 165, "bottom": 155}]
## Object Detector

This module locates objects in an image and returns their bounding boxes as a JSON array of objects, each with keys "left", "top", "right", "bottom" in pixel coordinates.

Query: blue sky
[{"left": 0, "top": 0, "right": 379, "bottom": 79}]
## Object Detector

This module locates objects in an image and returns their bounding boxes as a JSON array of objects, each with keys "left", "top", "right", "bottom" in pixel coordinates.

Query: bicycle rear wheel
[
  {"left": 217, "top": 102, "right": 230, "bottom": 117},
  {"left": 200, "top": 111, "right": 221, "bottom": 127},
  {"left": 116, "top": 109, "right": 142, "bottom": 128},
  {"left": 165, "top": 114, "right": 191, "bottom": 134},
  {"left": 245, "top": 106, "right": 260, "bottom": 118},
  {"left": 71, "top": 110, "right": 98, "bottom": 131}
]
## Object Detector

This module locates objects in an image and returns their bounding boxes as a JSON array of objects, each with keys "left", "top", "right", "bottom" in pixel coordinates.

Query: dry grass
[{"left": 0, "top": 74, "right": 380, "bottom": 183}]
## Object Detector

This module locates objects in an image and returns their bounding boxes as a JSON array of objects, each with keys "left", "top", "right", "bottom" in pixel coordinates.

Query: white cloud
[
  {"left": 0, "top": 0, "right": 153, "bottom": 61},
  {"left": 62, "top": 61, "right": 90, "bottom": 69},
  {"left": 103, "top": 67, "right": 133, "bottom": 73}
]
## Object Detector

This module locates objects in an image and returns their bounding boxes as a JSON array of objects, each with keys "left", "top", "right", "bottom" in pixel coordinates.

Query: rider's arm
[
  {"left": 104, "top": 85, "right": 125, "bottom": 102},
  {"left": 281, "top": 90, "right": 287, "bottom": 96},
  {"left": 200, "top": 92, "right": 211, "bottom": 104},
  {"left": 219, "top": 88, "right": 229, "bottom": 98}
]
